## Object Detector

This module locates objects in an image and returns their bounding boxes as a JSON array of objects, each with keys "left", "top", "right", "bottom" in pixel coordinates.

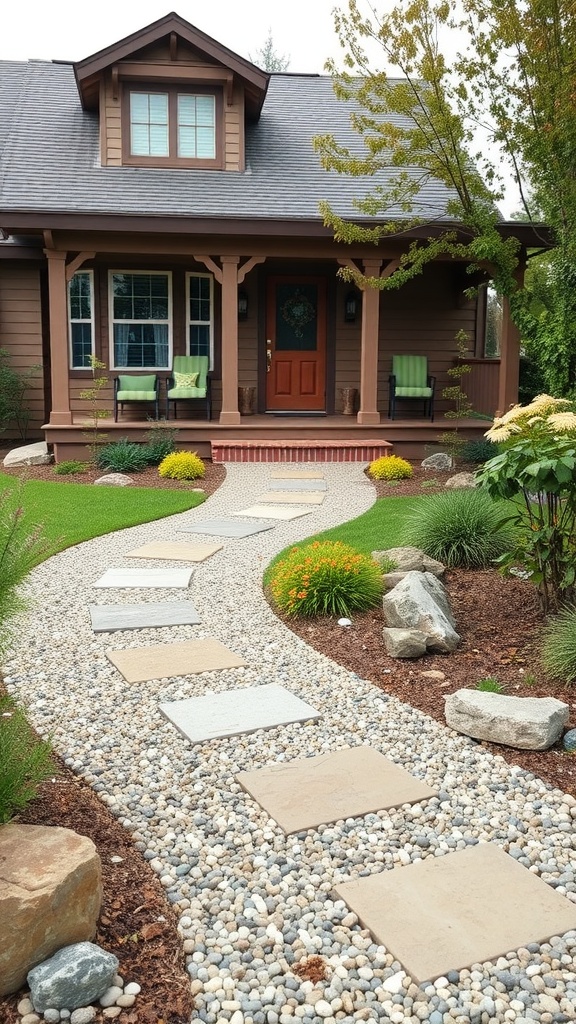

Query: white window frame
[
  {"left": 108, "top": 270, "right": 173, "bottom": 371},
  {"left": 186, "top": 272, "right": 214, "bottom": 370},
  {"left": 68, "top": 270, "right": 95, "bottom": 369}
]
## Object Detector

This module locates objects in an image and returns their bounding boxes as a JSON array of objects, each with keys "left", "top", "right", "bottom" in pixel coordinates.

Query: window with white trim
[
  {"left": 68, "top": 271, "right": 95, "bottom": 369},
  {"left": 110, "top": 272, "right": 171, "bottom": 369},
  {"left": 186, "top": 273, "right": 214, "bottom": 368}
]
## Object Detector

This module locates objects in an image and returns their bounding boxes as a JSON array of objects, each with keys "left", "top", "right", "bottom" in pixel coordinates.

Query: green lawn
[{"left": 0, "top": 473, "right": 205, "bottom": 558}]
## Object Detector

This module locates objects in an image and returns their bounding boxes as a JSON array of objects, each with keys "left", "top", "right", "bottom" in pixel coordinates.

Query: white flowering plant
[{"left": 478, "top": 395, "right": 576, "bottom": 612}]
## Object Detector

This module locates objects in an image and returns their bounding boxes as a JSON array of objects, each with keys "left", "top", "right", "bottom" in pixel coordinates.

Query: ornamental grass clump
[
  {"left": 158, "top": 451, "right": 205, "bottom": 480},
  {"left": 270, "top": 540, "right": 383, "bottom": 617},
  {"left": 480, "top": 395, "right": 576, "bottom": 612},
  {"left": 403, "top": 489, "right": 512, "bottom": 569},
  {"left": 541, "top": 605, "right": 576, "bottom": 684},
  {"left": 0, "top": 693, "right": 54, "bottom": 824},
  {"left": 368, "top": 455, "right": 413, "bottom": 480}
]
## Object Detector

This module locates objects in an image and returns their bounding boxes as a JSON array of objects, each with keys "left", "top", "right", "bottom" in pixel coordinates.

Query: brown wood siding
[
  {"left": 225, "top": 84, "right": 243, "bottom": 172},
  {"left": 103, "top": 72, "right": 122, "bottom": 166},
  {"left": 0, "top": 263, "right": 45, "bottom": 438}
]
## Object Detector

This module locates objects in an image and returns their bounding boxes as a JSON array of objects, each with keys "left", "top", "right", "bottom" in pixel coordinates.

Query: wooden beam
[
  {"left": 44, "top": 249, "right": 72, "bottom": 425},
  {"left": 357, "top": 259, "right": 382, "bottom": 426},
  {"left": 111, "top": 66, "right": 119, "bottom": 101},
  {"left": 237, "top": 256, "right": 265, "bottom": 284},
  {"left": 219, "top": 256, "right": 241, "bottom": 425},
  {"left": 43, "top": 229, "right": 55, "bottom": 250},
  {"left": 193, "top": 255, "right": 223, "bottom": 284},
  {"left": 381, "top": 259, "right": 400, "bottom": 280},
  {"left": 170, "top": 32, "right": 178, "bottom": 61},
  {"left": 65, "top": 252, "right": 96, "bottom": 283},
  {"left": 337, "top": 257, "right": 362, "bottom": 276}
]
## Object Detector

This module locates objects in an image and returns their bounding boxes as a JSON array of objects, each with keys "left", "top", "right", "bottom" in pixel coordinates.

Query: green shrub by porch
[
  {"left": 270, "top": 540, "right": 383, "bottom": 617},
  {"left": 403, "top": 489, "right": 512, "bottom": 568}
]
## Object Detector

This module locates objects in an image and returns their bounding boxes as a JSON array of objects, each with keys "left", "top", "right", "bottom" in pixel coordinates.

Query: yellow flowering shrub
[
  {"left": 368, "top": 455, "right": 413, "bottom": 480},
  {"left": 158, "top": 451, "right": 205, "bottom": 480},
  {"left": 269, "top": 540, "right": 383, "bottom": 617}
]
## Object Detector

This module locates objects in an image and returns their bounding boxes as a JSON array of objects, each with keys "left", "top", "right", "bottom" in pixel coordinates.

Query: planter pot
[
  {"left": 339, "top": 387, "right": 358, "bottom": 416},
  {"left": 238, "top": 386, "right": 256, "bottom": 416}
]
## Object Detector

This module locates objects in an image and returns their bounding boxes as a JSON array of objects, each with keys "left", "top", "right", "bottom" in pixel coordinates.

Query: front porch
[{"left": 44, "top": 413, "right": 490, "bottom": 463}]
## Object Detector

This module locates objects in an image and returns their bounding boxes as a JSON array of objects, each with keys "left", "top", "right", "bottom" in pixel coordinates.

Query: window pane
[
  {"left": 149, "top": 124, "right": 169, "bottom": 157},
  {"left": 149, "top": 94, "right": 168, "bottom": 122},
  {"left": 196, "top": 95, "right": 215, "bottom": 126},
  {"left": 189, "top": 324, "right": 210, "bottom": 358},
  {"left": 71, "top": 323, "right": 93, "bottom": 368},
  {"left": 196, "top": 127, "right": 215, "bottom": 159},
  {"left": 113, "top": 296, "right": 133, "bottom": 320},
  {"left": 130, "top": 93, "right": 168, "bottom": 157},
  {"left": 130, "top": 93, "right": 150, "bottom": 122},
  {"left": 177, "top": 94, "right": 215, "bottom": 159},
  {"left": 178, "top": 126, "right": 196, "bottom": 158},
  {"left": 178, "top": 95, "right": 196, "bottom": 125},
  {"left": 131, "top": 124, "right": 150, "bottom": 156},
  {"left": 114, "top": 324, "right": 169, "bottom": 368}
]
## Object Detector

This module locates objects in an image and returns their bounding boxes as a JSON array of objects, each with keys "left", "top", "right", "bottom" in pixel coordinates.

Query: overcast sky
[{"left": 0, "top": 1, "right": 346, "bottom": 71}]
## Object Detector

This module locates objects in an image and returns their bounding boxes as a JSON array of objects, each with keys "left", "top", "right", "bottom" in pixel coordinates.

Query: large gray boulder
[
  {"left": 372, "top": 546, "right": 445, "bottom": 577},
  {"left": 382, "top": 571, "right": 460, "bottom": 653},
  {"left": 28, "top": 942, "right": 119, "bottom": 1012},
  {"left": 383, "top": 627, "right": 428, "bottom": 658},
  {"left": 421, "top": 453, "right": 452, "bottom": 471},
  {"left": 444, "top": 689, "right": 570, "bottom": 750},
  {"left": 0, "top": 825, "right": 102, "bottom": 996},
  {"left": 3, "top": 441, "right": 51, "bottom": 467}
]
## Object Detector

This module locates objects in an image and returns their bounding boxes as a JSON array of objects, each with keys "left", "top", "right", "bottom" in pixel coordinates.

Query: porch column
[
  {"left": 357, "top": 259, "right": 382, "bottom": 425},
  {"left": 497, "top": 295, "right": 521, "bottom": 414},
  {"left": 44, "top": 248, "right": 72, "bottom": 425},
  {"left": 220, "top": 255, "right": 241, "bottom": 425}
]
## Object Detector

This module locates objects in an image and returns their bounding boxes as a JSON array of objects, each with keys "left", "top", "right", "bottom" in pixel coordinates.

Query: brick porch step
[{"left": 211, "top": 439, "right": 393, "bottom": 463}]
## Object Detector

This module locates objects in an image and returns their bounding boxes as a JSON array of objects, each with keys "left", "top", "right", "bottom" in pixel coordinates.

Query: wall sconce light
[
  {"left": 344, "top": 290, "right": 358, "bottom": 322},
  {"left": 238, "top": 289, "right": 248, "bottom": 321}
]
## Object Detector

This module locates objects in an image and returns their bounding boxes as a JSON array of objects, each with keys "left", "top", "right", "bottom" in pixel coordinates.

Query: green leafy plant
[
  {"left": 159, "top": 451, "right": 205, "bottom": 480},
  {"left": 0, "top": 485, "right": 52, "bottom": 655},
  {"left": 475, "top": 677, "right": 503, "bottom": 693},
  {"left": 479, "top": 395, "right": 576, "bottom": 612},
  {"left": 541, "top": 605, "right": 576, "bottom": 683},
  {"left": 0, "top": 348, "right": 40, "bottom": 440},
  {"left": 0, "top": 693, "right": 54, "bottom": 824},
  {"left": 270, "top": 540, "right": 383, "bottom": 617},
  {"left": 143, "top": 422, "right": 179, "bottom": 465},
  {"left": 53, "top": 460, "right": 88, "bottom": 476},
  {"left": 96, "top": 438, "right": 149, "bottom": 474},
  {"left": 368, "top": 455, "right": 413, "bottom": 480},
  {"left": 421, "top": 478, "right": 441, "bottom": 489},
  {"left": 403, "top": 489, "right": 513, "bottom": 569},
  {"left": 79, "top": 356, "right": 109, "bottom": 465}
]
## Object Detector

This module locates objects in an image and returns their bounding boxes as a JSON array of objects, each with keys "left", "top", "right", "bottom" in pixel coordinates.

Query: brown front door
[{"left": 266, "top": 276, "right": 326, "bottom": 411}]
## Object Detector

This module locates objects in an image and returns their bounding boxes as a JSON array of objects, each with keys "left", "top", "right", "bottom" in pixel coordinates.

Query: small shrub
[
  {"left": 369, "top": 455, "right": 413, "bottom": 481},
  {"left": 0, "top": 486, "right": 52, "bottom": 656},
  {"left": 541, "top": 605, "right": 576, "bottom": 683},
  {"left": 0, "top": 693, "right": 54, "bottom": 824},
  {"left": 143, "top": 422, "right": 179, "bottom": 465},
  {"left": 159, "top": 451, "right": 205, "bottom": 480},
  {"left": 270, "top": 540, "right": 383, "bottom": 617},
  {"left": 475, "top": 677, "right": 503, "bottom": 693},
  {"left": 53, "top": 460, "right": 87, "bottom": 476},
  {"left": 462, "top": 439, "right": 499, "bottom": 464},
  {"left": 421, "top": 478, "right": 440, "bottom": 489},
  {"left": 96, "top": 438, "right": 149, "bottom": 474},
  {"left": 403, "top": 489, "right": 513, "bottom": 569}
]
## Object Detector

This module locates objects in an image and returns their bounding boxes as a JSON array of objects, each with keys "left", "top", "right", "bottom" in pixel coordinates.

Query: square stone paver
[
  {"left": 268, "top": 479, "right": 327, "bottom": 492},
  {"left": 125, "top": 541, "right": 222, "bottom": 562},
  {"left": 93, "top": 567, "right": 193, "bottom": 588},
  {"left": 236, "top": 747, "right": 437, "bottom": 833},
  {"left": 255, "top": 492, "right": 325, "bottom": 505},
  {"left": 160, "top": 682, "right": 320, "bottom": 743},
  {"left": 177, "top": 519, "right": 276, "bottom": 538},
  {"left": 107, "top": 638, "right": 245, "bottom": 683},
  {"left": 89, "top": 601, "right": 201, "bottom": 633},
  {"left": 271, "top": 470, "right": 325, "bottom": 480},
  {"left": 232, "top": 505, "right": 313, "bottom": 520},
  {"left": 333, "top": 843, "right": 576, "bottom": 983}
]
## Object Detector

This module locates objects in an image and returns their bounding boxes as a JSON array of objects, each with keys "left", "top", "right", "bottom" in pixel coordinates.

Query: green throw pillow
[{"left": 174, "top": 371, "right": 199, "bottom": 387}]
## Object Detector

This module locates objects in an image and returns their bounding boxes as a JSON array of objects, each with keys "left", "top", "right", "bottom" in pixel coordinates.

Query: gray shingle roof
[{"left": 0, "top": 60, "right": 456, "bottom": 223}]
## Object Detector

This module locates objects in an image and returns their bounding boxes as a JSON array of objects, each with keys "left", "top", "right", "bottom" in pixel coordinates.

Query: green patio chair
[
  {"left": 113, "top": 373, "right": 160, "bottom": 421},
  {"left": 388, "top": 355, "right": 435, "bottom": 421},
  {"left": 166, "top": 355, "right": 211, "bottom": 420}
]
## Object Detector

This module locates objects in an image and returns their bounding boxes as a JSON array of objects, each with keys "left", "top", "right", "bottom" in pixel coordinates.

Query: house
[{"left": 0, "top": 11, "right": 545, "bottom": 462}]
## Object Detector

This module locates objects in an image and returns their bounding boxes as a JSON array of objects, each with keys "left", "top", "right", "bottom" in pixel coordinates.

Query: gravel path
[{"left": 4, "top": 463, "right": 576, "bottom": 1024}]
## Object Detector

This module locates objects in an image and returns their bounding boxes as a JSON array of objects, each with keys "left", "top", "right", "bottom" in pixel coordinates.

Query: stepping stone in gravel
[
  {"left": 236, "top": 747, "right": 436, "bottom": 834},
  {"left": 232, "top": 505, "right": 313, "bottom": 520},
  {"left": 93, "top": 567, "right": 193, "bottom": 589},
  {"left": 268, "top": 479, "right": 327, "bottom": 492},
  {"left": 107, "top": 638, "right": 245, "bottom": 683},
  {"left": 89, "top": 601, "right": 201, "bottom": 633},
  {"left": 124, "top": 541, "right": 222, "bottom": 562},
  {"left": 255, "top": 492, "right": 325, "bottom": 505},
  {"left": 177, "top": 519, "right": 276, "bottom": 538},
  {"left": 160, "top": 682, "right": 320, "bottom": 743},
  {"left": 271, "top": 470, "right": 325, "bottom": 480},
  {"left": 333, "top": 843, "right": 576, "bottom": 984}
]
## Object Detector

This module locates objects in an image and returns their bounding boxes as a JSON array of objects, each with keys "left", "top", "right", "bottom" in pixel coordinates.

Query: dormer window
[{"left": 123, "top": 87, "right": 221, "bottom": 167}]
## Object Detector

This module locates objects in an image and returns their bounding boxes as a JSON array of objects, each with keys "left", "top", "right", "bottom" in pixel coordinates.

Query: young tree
[
  {"left": 249, "top": 30, "right": 290, "bottom": 72},
  {"left": 314, "top": 0, "right": 576, "bottom": 387}
]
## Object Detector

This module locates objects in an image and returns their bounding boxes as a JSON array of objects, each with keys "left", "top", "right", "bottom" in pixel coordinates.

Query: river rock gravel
[{"left": 3, "top": 463, "right": 576, "bottom": 1024}]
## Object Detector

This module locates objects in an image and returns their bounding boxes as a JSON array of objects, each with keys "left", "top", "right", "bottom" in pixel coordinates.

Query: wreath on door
[{"left": 280, "top": 289, "right": 315, "bottom": 338}]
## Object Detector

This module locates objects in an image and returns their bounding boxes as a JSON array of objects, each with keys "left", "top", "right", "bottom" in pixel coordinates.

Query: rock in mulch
[
  {"left": 382, "top": 571, "right": 460, "bottom": 653},
  {"left": 2, "top": 442, "right": 51, "bottom": 467},
  {"left": 372, "top": 546, "right": 445, "bottom": 577},
  {"left": 93, "top": 473, "right": 133, "bottom": 486},
  {"left": 382, "top": 627, "right": 427, "bottom": 658},
  {"left": 444, "top": 689, "right": 570, "bottom": 750},
  {"left": 445, "top": 472, "right": 478, "bottom": 488},
  {"left": 28, "top": 943, "right": 119, "bottom": 1012},
  {"left": 421, "top": 452, "right": 453, "bottom": 471}
]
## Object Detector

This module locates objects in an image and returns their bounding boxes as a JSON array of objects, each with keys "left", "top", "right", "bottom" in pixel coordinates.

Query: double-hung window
[
  {"left": 126, "top": 89, "right": 218, "bottom": 166},
  {"left": 68, "top": 271, "right": 95, "bottom": 369},
  {"left": 186, "top": 273, "right": 214, "bottom": 368},
  {"left": 110, "top": 272, "right": 171, "bottom": 369}
]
